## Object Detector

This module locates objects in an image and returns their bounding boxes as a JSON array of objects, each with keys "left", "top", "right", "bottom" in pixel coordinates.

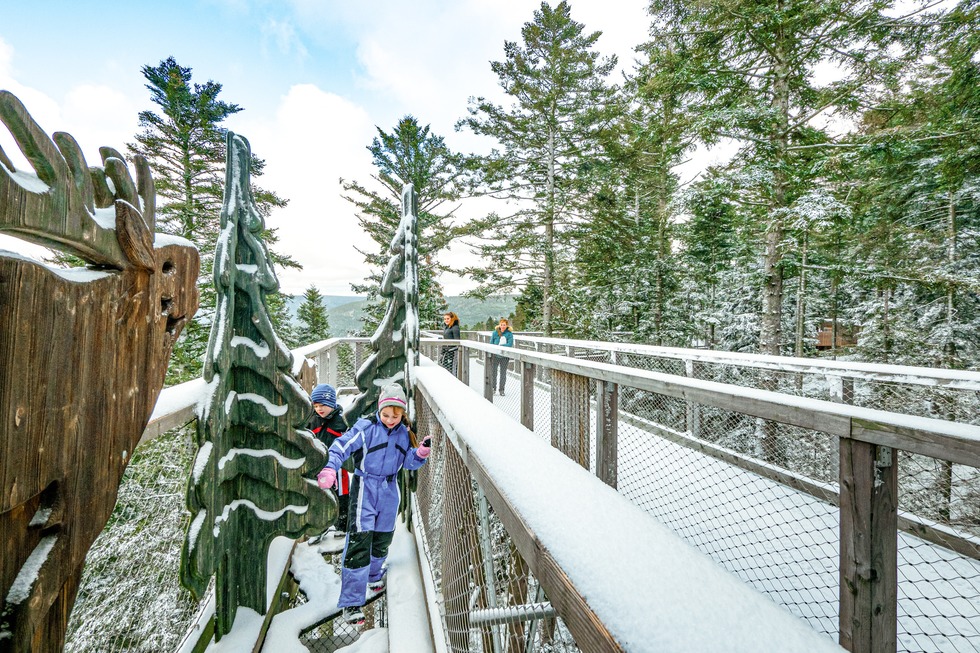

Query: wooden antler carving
[
  {"left": 0, "top": 90, "right": 155, "bottom": 270},
  {"left": 0, "top": 91, "right": 200, "bottom": 652}
]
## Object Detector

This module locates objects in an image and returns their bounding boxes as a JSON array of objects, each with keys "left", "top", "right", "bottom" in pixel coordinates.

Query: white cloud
[
  {"left": 226, "top": 84, "right": 380, "bottom": 296},
  {"left": 261, "top": 18, "right": 309, "bottom": 62}
]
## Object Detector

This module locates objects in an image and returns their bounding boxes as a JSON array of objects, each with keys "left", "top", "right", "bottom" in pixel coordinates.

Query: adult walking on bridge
[
  {"left": 490, "top": 317, "right": 514, "bottom": 396},
  {"left": 441, "top": 311, "right": 461, "bottom": 374}
]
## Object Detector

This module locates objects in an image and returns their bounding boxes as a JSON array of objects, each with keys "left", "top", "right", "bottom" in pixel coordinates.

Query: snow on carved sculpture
[
  {"left": 180, "top": 132, "right": 335, "bottom": 640},
  {"left": 346, "top": 184, "right": 421, "bottom": 524},
  {"left": 0, "top": 90, "right": 200, "bottom": 651},
  {"left": 348, "top": 184, "right": 421, "bottom": 421}
]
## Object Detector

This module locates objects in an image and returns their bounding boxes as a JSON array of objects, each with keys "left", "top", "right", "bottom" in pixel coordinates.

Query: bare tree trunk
[
  {"left": 938, "top": 192, "right": 957, "bottom": 522},
  {"left": 795, "top": 233, "right": 807, "bottom": 359},
  {"left": 543, "top": 128, "right": 555, "bottom": 337},
  {"left": 795, "top": 233, "right": 807, "bottom": 391},
  {"left": 760, "top": 10, "right": 790, "bottom": 465}
]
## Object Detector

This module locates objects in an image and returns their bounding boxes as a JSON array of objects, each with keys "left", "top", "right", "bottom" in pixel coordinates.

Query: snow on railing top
[
  {"left": 414, "top": 359, "right": 846, "bottom": 653},
  {"left": 469, "top": 332, "right": 980, "bottom": 390}
]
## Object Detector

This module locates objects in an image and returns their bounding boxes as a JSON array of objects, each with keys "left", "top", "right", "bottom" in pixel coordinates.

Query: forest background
[{"left": 1, "top": 0, "right": 977, "bottom": 385}]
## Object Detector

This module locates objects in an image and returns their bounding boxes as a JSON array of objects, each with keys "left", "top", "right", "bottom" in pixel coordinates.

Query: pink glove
[
  {"left": 317, "top": 467, "right": 337, "bottom": 489},
  {"left": 416, "top": 437, "right": 431, "bottom": 459}
]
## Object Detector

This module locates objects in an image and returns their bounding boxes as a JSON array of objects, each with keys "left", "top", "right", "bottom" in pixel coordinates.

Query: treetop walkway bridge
[
  {"left": 3, "top": 88, "right": 978, "bottom": 653},
  {"left": 59, "top": 333, "right": 980, "bottom": 653}
]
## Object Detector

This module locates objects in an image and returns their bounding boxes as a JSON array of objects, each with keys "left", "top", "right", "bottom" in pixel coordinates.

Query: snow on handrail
[
  {"left": 455, "top": 339, "right": 980, "bottom": 467},
  {"left": 414, "top": 359, "right": 846, "bottom": 653},
  {"left": 467, "top": 332, "right": 980, "bottom": 390}
]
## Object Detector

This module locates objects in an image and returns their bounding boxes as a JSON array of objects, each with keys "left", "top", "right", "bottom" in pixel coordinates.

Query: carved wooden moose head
[{"left": 0, "top": 91, "right": 199, "bottom": 651}]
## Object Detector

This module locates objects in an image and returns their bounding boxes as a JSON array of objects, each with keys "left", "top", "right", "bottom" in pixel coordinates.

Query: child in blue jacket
[{"left": 317, "top": 384, "right": 431, "bottom": 625}]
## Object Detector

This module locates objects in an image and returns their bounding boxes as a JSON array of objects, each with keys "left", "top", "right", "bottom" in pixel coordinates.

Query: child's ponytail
[{"left": 402, "top": 414, "right": 419, "bottom": 447}]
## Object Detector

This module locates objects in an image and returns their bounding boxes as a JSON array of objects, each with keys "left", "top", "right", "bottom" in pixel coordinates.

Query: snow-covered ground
[{"left": 464, "top": 358, "right": 980, "bottom": 653}]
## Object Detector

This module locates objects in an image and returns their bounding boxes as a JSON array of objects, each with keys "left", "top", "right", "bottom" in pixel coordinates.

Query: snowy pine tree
[
  {"left": 348, "top": 184, "right": 421, "bottom": 421},
  {"left": 180, "top": 132, "right": 334, "bottom": 639}
]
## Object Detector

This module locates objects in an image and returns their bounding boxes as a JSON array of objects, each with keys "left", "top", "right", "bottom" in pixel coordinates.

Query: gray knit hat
[{"left": 377, "top": 384, "right": 408, "bottom": 412}]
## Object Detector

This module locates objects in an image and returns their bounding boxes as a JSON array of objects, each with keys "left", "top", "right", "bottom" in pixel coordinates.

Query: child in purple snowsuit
[{"left": 316, "top": 384, "right": 431, "bottom": 625}]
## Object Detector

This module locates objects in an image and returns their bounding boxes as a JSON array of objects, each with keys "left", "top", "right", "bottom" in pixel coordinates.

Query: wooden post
[
  {"left": 324, "top": 347, "right": 338, "bottom": 386},
  {"left": 596, "top": 381, "right": 618, "bottom": 488},
  {"left": 460, "top": 347, "right": 470, "bottom": 385},
  {"left": 685, "top": 360, "right": 701, "bottom": 438},
  {"left": 521, "top": 362, "right": 535, "bottom": 431},
  {"left": 484, "top": 353, "right": 495, "bottom": 401},
  {"left": 839, "top": 437, "right": 898, "bottom": 653},
  {"left": 551, "top": 370, "right": 590, "bottom": 469}
]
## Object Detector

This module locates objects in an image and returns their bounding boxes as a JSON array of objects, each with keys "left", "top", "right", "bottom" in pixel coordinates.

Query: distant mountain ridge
[{"left": 284, "top": 294, "right": 516, "bottom": 336}]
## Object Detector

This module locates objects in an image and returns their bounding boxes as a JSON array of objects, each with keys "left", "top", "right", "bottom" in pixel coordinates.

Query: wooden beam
[
  {"left": 521, "top": 362, "right": 535, "bottom": 431},
  {"left": 839, "top": 440, "right": 897, "bottom": 653},
  {"left": 596, "top": 381, "right": 618, "bottom": 489}
]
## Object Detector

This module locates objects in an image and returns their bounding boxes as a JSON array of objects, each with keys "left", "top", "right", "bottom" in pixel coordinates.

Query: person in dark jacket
[
  {"left": 441, "top": 311, "right": 461, "bottom": 375},
  {"left": 489, "top": 317, "right": 514, "bottom": 396},
  {"left": 307, "top": 383, "right": 350, "bottom": 535},
  {"left": 316, "top": 385, "right": 431, "bottom": 625}
]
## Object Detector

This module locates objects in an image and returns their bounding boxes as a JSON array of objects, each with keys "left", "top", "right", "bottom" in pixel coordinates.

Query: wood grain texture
[
  {"left": 839, "top": 439, "right": 897, "bottom": 653},
  {"left": 0, "top": 244, "right": 199, "bottom": 651}
]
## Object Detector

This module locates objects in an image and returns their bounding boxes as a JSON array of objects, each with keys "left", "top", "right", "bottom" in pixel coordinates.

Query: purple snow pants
[{"left": 338, "top": 473, "right": 399, "bottom": 607}]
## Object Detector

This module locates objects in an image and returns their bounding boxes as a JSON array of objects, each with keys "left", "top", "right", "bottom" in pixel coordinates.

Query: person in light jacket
[{"left": 489, "top": 317, "right": 514, "bottom": 396}]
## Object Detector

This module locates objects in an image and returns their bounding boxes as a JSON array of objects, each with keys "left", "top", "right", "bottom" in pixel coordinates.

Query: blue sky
[{"left": 0, "top": 0, "right": 650, "bottom": 296}]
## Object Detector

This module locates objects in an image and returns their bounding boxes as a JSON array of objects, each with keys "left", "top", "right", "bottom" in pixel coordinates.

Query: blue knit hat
[{"left": 310, "top": 384, "right": 337, "bottom": 408}]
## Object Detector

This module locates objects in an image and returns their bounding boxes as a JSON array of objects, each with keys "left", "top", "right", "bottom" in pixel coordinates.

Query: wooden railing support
[
  {"left": 551, "top": 370, "right": 590, "bottom": 469},
  {"left": 484, "top": 354, "right": 495, "bottom": 401},
  {"left": 596, "top": 380, "right": 618, "bottom": 488},
  {"left": 521, "top": 362, "right": 535, "bottom": 431},
  {"left": 839, "top": 438, "right": 898, "bottom": 653}
]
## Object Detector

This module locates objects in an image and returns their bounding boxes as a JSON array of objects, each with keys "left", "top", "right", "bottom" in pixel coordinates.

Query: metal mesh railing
[
  {"left": 64, "top": 426, "right": 201, "bottom": 653},
  {"left": 414, "top": 395, "right": 579, "bottom": 653},
  {"left": 450, "top": 341, "right": 980, "bottom": 653}
]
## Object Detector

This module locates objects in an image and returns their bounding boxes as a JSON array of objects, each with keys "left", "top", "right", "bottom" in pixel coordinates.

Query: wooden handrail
[
  {"left": 463, "top": 332, "right": 980, "bottom": 390},
  {"left": 447, "top": 339, "right": 980, "bottom": 467},
  {"left": 414, "top": 361, "right": 846, "bottom": 653}
]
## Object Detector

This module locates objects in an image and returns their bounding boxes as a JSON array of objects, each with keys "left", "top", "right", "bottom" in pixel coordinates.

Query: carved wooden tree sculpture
[
  {"left": 180, "top": 132, "right": 335, "bottom": 640},
  {"left": 0, "top": 91, "right": 200, "bottom": 651},
  {"left": 348, "top": 184, "right": 421, "bottom": 420}
]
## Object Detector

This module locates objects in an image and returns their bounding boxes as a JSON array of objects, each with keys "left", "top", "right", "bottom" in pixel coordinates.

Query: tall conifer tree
[
  {"left": 343, "top": 116, "right": 460, "bottom": 333},
  {"left": 459, "top": 1, "right": 617, "bottom": 336},
  {"left": 296, "top": 285, "right": 331, "bottom": 345},
  {"left": 130, "top": 57, "right": 294, "bottom": 382}
]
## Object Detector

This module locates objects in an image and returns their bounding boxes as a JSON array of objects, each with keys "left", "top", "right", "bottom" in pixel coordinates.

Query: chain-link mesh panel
[
  {"left": 454, "top": 341, "right": 980, "bottom": 652},
  {"left": 64, "top": 427, "right": 202, "bottom": 653},
  {"left": 414, "top": 394, "right": 581, "bottom": 652}
]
